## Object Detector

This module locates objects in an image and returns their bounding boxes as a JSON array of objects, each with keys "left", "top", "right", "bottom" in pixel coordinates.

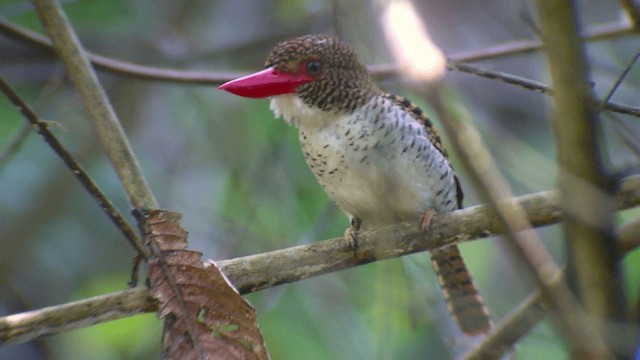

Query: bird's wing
[{"left": 383, "top": 93, "right": 464, "bottom": 209}]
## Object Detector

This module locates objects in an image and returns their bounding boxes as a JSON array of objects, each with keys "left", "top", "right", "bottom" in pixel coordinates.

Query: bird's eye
[{"left": 305, "top": 60, "right": 322, "bottom": 75}]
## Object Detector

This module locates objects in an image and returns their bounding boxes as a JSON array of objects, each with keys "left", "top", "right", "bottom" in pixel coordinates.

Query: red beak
[{"left": 218, "top": 67, "right": 312, "bottom": 98}]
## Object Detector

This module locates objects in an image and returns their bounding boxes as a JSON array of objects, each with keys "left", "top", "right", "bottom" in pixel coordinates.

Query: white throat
[{"left": 269, "top": 94, "right": 343, "bottom": 129}]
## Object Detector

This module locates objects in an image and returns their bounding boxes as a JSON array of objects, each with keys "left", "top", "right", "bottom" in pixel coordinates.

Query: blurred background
[{"left": 1, "top": 0, "right": 639, "bottom": 358}]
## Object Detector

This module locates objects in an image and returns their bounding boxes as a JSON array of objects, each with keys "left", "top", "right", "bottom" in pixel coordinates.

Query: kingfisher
[{"left": 219, "top": 34, "right": 492, "bottom": 336}]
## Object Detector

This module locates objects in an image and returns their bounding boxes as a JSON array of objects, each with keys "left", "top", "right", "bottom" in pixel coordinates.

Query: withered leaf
[{"left": 137, "top": 209, "right": 268, "bottom": 360}]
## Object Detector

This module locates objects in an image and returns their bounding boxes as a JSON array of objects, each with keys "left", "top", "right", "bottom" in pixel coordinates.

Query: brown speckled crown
[{"left": 265, "top": 34, "right": 380, "bottom": 114}]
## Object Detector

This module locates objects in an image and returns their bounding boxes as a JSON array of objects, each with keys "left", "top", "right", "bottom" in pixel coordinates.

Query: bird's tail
[{"left": 430, "top": 245, "right": 493, "bottom": 335}]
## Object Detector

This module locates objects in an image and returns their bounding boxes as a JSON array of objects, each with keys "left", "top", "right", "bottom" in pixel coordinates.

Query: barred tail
[{"left": 430, "top": 245, "right": 493, "bottom": 335}]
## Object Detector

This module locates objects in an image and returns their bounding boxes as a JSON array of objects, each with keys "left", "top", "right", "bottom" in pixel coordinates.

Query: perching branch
[{"left": 1, "top": 177, "right": 639, "bottom": 345}]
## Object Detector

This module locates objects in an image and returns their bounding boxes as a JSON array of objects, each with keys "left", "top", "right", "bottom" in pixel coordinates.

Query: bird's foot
[
  {"left": 420, "top": 209, "right": 437, "bottom": 232},
  {"left": 344, "top": 217, "right": 361, "bottom": 254}
]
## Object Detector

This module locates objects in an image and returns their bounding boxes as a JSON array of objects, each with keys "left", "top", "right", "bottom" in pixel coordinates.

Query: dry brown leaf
[{"left": 136, "top": 209, "right": 269, "bottom": 360}]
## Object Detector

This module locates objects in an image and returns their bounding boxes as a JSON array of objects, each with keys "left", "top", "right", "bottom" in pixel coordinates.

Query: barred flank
[{"left": 430, "top": 245, "right": 493, "bottom": 335}]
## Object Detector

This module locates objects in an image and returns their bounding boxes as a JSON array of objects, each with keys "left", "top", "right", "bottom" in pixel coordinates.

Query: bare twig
[
  {"left": 30, "top": 0, "right": 158, "bottom": 210},
  {"left": 0, "top": 76, "right": 148, "bottom": 258},
  {"left": 536, "top": 0, "right": 625, "bottom": 340},
  {"left": 369, "top": 61, "right": 640, "bottom": 118},
  {"left": 0, "top": 69, "right": 65, "bottom": 171},
  {"left": 1, "top": 178, "right": 639, "bottom": 345},
  {"left": 1, "top": 16, "right": 633, "bottom": 82},
  {"left": 2, "top": 17, "right": 639, "bottom": 119},
  {"left": 597, "top": 49, "right": 640, "bottom": 112},
  {"left": 0, "top": 16, "right": 246, "bottom": 85},
  {"left": 450, "top": 20, "right": 634, "bottom": 62}
]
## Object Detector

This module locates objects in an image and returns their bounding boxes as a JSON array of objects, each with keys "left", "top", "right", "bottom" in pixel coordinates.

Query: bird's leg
[
  {"left": 344, "top": 216, "right": 361, "bottom": 252},
  {"left": 419, "top": 208, "right": 437, "bottom": 232}
]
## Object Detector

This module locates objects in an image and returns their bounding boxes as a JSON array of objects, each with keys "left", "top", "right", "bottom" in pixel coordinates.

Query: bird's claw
[
  {"left": 344, "top": 217, "right": 362, "bottom": 254},
  {"left": 420, "top": 209, "right": 437, "bottom": 232}
]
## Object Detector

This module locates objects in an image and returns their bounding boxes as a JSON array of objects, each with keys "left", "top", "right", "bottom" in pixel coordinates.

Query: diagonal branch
[
  {"left": 30, "top": 0, "right": 157, "bottom": 210},
  {"left": 466, "top": 214, "right": 640, "bottom": 359},
  {"left": 0, "top": 75, "right": 148, "bottom": 258},
  {"left": 369, "top": 61, "right": 640, "bottom": 118},
  {"left": 1, "top": 177, "right": 639, "bottom": 345},
  {"left": 427, "top": 90, "right": 610, "bottom": 357},
  {"left": 464, "top": 286, "right": 547, "bottom": 359}
]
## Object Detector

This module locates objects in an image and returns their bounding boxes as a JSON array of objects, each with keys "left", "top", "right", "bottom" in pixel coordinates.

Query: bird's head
[{"left": 219, "top": 34, "right": 378, "bottom": 118}]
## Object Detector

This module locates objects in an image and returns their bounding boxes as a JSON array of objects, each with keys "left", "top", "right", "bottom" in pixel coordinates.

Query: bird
[{"left": 219, "top": 34, "right": 492, "bottom": 336}]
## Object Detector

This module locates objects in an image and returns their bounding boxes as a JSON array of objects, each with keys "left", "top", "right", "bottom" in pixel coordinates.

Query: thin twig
[
  {"left": 599, "top": 52, "right": 640, "bottom": 161},
  {"left": 0, "top": 16, "right": 247, "bottom": 85},
  {"left": 30, "top": 0, "right": 158, "bottom": 209},
  {"left": 2, "top": 17, "right": 639, "bottom": 119},
  {"left": 1, "top": 16, "right": 633, "bottom": 80},
  {"left": 0, "top": 69, "right": 65, "bottom": 171},
  {"left": 451, "top": 21, "right": 634, "bottom": 62},
  {"left": 448, "top": 61, "right": 640, "bottom": 118},
  {"left": 0, "top": 75, "right": 148, "bottom": 258},
  {"left": 2, "top": 178, "right": 639, "bottom": 346},
  {"left": 369, "top": 61, "right": 640, "bottom": 118},
  {"left": 597, "top": 48, "right": 640, "bottom": 112}
]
